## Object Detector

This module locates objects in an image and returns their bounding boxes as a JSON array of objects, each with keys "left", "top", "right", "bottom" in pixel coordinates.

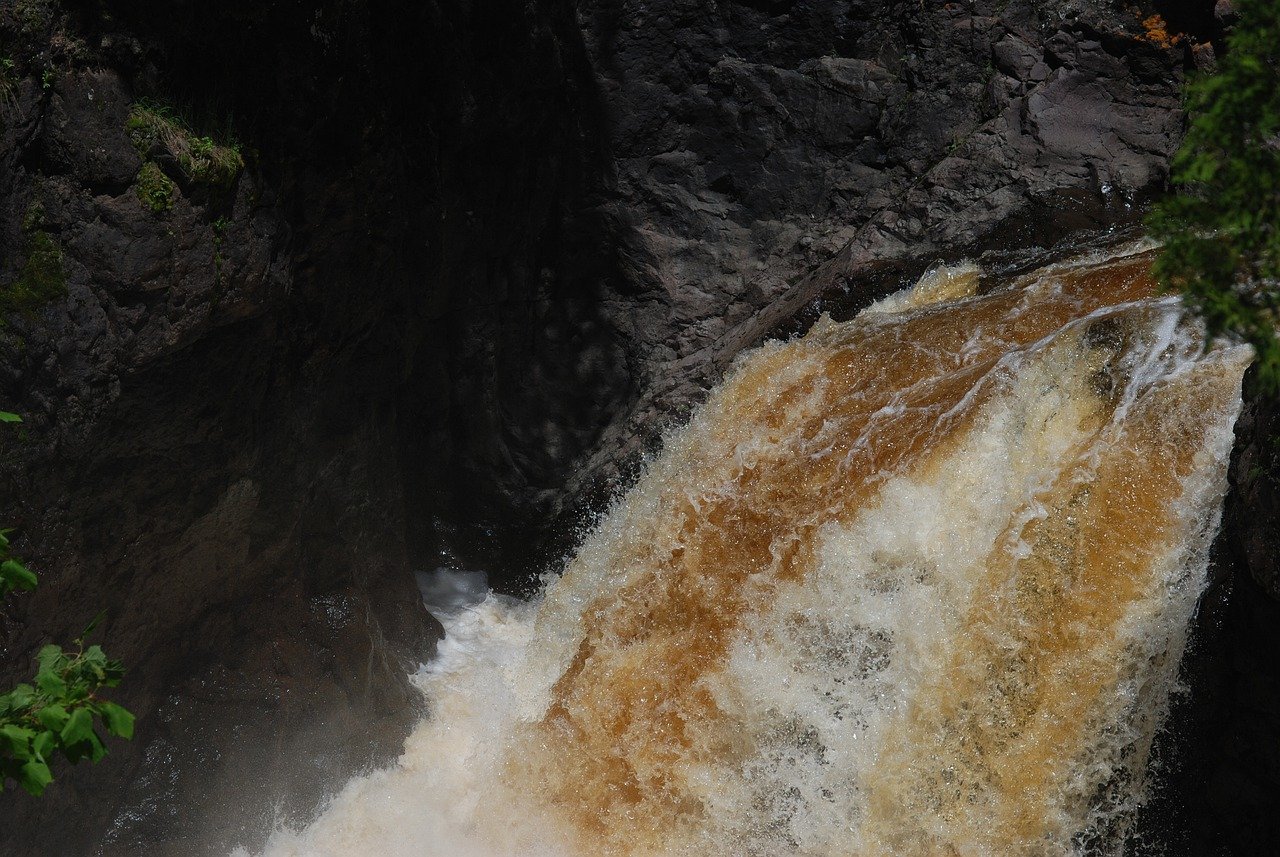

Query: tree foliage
[
  {"left": 1148, "top": 0, "right": 1280, "bottom": 390},
  {"left": 0, "top": 411, "right": 133, "bottom": 796}
]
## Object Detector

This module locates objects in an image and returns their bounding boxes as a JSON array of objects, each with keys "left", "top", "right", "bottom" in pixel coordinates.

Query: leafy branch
[
  {"left": 0, "top": 410, "right": 133, "bottom": 796},
  {"left": 1148, "top": 0, "right": 1280, "bottom": 391}
]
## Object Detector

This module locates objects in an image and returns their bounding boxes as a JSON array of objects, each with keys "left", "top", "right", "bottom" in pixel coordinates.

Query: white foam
[{"left": 247, "top": 245, "right": 1249, "bottom": 857}]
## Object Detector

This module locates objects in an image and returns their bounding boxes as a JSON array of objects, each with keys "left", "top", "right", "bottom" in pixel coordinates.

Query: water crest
[{"left": 251, "top": 242, "right": 1250, "bottom": 857}]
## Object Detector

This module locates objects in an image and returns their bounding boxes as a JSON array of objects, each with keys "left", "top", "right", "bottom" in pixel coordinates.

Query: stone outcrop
[
  {"left": 1, "top": 0, "right": 614, "bottom": 851},
  {"left": 1230, "top": 393, "right": 1280, "bottom": 599},
  {"left": 1, "top": 0, "right": 1274, "bottom": 854},
  {"left": 1132, "top": 381, "right": 1280, "bottom": 855},
  {"left": 561, "top": 0, "right": 1205, "bottom": 516}
]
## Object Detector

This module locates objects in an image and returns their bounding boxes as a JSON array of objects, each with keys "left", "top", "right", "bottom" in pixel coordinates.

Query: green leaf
[
  {"left": 80, "top": 610, "right": 106, "bottom": 640},
  {"left": 0, "top": 559, "right": 37, "bottom": 591},
  {"left": 5, "top": 684, "right": 35, "bottom": 711},
  {"left": 82, "top": 645, "right": 107, "bottom": 675},
  {"left": 36, "top": 644, "right": 64, "bottom": 673},
  {"left": 0, "top": 724, "right": 35, "bottom": 758},
  {"left": 101, "top": 659, "right": 126, "bottom": 686},
  {"left": 0, "top": 411, "right": 22, "bottom": 423},
  {"left": 18, "top": 759, "right": 52, "bottom": 795},
  {"left": 64, "top": 729, "right": 106, "bottom": 764},
  {"left": 98, "top": 702, "right": 134, "bottom": 740},
  {"left": 59, "top": 707, "right": 93, "bottom": 747},
  {"left": 31, "top": 730, "right": 55, "bottom": 762},
  {"left": 88, "top": 731, "right": 107, "bottom": 762},
  {"left": 36, "top": 667, "right": 67, "bottom": 698},
  {"left": 35, "top": 704, "right": 69, "bottom": 733}
]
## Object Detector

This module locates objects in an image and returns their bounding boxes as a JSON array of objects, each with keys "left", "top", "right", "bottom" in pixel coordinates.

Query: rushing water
[{"left": 246, "top": 242, "right": 1250, "bottom": 857}]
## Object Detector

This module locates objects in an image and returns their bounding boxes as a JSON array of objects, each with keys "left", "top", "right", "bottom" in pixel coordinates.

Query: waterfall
[{"left": 248, "top": 241, "right": 1250, "bottom": 857}]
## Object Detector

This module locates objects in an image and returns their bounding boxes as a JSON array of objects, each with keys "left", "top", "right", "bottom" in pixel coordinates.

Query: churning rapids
[{"left": 245, "top": 242, "right": 1251, "bottom": 857}]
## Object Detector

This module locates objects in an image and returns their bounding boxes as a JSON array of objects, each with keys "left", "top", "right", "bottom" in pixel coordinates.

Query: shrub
[
  {"left": 1148, "top": 0, "right": 1280, "bottom": 391},
  {"left": 0, "top": 631, "right": 134, "bottom": 796},
  {"left": 0, "top": 414, "right": 134, "bottom": 796}
]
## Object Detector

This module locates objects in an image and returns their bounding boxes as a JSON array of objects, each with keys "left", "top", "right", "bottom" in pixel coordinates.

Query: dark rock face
[
  {"left": 1132, "top": 562, "right": 1280, "bottom": 857},
  {"left": 1, "top": 0, "right": 1273, "bottom": 854},
  {"left": 1229, "top": 392, "right": 1280, "bottom": 600},
  {"left": 1132, "top": 384, "right": 1280, "bottom": 856},
  {"left": 563, "top": 0, "right": 1197, "bottom": 511},
  {"left": 1, "top": 0, "right": 618, "bottom": 852},
  {"left": 0, "top": 12, "right": 431, "bottom": 857}
]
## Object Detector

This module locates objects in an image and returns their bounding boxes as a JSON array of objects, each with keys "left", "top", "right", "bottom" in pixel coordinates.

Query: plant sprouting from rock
[
  {"left": 0, "top": 412, "right": 133, "bottom": 796},
  {"left": 1148, "top": 0, "right": 1280, "bottom": 390},
  {"left": 2, "top": 210, "right": 66, "bottom": 320},
  {"left": 0, "top": 56, "right": 17, "bottom": 111},
  {"left": 127, "top": 101, "right": 243, "bottom": 188},
  {"left": 135, "top": 161, "right": 175, "bottom": 213}
]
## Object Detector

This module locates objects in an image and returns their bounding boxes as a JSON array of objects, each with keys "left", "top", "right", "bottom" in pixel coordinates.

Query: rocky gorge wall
[
  {"left": 0, "top": 0, "right": 1275, "bottom": 854},
  {"left": 1, "top": 0, "right": 620, "bottom": 851}
]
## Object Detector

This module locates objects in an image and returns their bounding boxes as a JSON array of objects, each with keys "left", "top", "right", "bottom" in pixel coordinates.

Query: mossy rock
[
  {"left": 136, "top": 161, "right": 176, "bottom": 213},
  {"left": 1, "top": 230, "right": 66, "bottom": 320},
  {"left": 127, "top": 103, "right": 243, "bottom": 187},
  {"left": 13, "top": 0, "right": 55, "bottom": 36}
]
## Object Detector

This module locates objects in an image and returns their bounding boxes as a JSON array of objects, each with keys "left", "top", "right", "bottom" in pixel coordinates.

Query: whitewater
[{"left": 243, "top": 241, "right": 1251, "bottom": 857}]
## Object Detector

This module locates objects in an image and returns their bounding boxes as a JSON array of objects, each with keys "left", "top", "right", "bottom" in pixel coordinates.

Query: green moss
[
  {"left": 0, "top": 57, "right": 15, "bottom": 106},
  {"left": 181, "top": 135, "right": 243, "bottom": 186},
  {"left": 2, "top": 230, "right": 66, "bottom": 319},
  {"left": 13, "top": 0, "right": 53, "bottom": 35},
  {"left": 135, "top": 161, "right": 176, "bottom": 213},
  {"left": 211, "top": 216, "right": 229, "bottom": 287},
  {"left": 124, "top": 102, "right": 171, "bottom": 151},
  {"left": 21, "top": 199, "right": 45, "bottom": 232},
  {"left": 126, "top": 103, "right": 243, "bottom": 187}
]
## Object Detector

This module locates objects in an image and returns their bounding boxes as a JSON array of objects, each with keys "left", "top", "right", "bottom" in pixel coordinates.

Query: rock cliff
[{"left": 0, "top": 0, "right": 1273, "bottom": 854}]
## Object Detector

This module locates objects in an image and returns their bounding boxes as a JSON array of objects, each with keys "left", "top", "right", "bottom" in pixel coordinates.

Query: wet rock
[
  {"left": 1230, "top": 390, "right": 1280, "bottom": 600},
  {"left": 38, "top": 70, "right": 141, "bottom": 189},
  {"left": 1133, "top": 380, "right": 1280, "bottom": 854},
  {"left": 563, "top": 0, "right": 1189, "bottom": 519},
  {"left": 0, "top": 0, "right": 1258, "bottom": 854},
  {"left": 992, "top": 33, "right": 1042, "bottom": 79}
]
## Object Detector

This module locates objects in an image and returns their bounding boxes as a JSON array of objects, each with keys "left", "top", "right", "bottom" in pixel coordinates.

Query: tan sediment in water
[{"left": 254, "top": 243, "right": 1249, "bottom": 857}]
